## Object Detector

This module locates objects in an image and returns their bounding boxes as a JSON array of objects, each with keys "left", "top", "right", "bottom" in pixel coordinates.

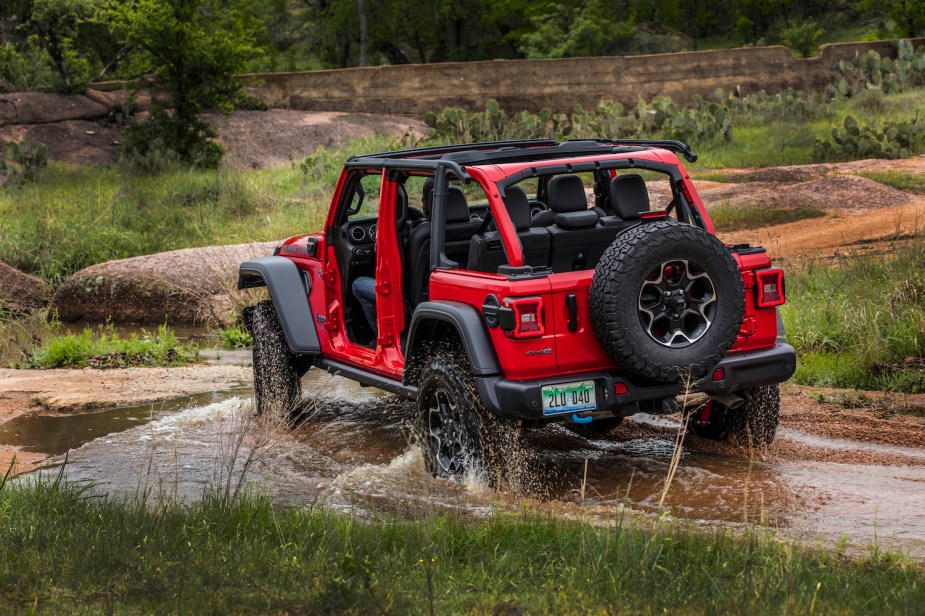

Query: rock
[
  {"left": 51, "top": 241, "right": 278, "bottom": 326},
  {"left": 0, "top": 261, "right": 51, "bottom": 313}
]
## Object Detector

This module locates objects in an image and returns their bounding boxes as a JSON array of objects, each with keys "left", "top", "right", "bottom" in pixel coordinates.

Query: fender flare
[
  {"left": 405, "top": 301, "right": 501, "bottom": 381},
  {"left": 238, "top": 256, "right": 320, "bottom": 355}
]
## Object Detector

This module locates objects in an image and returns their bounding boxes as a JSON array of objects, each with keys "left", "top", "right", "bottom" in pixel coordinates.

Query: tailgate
[{"left": 548, "top": 271, "right": 615, "bottom": 373}]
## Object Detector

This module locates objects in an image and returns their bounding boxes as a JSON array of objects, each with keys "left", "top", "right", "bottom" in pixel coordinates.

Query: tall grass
[
  {"left": 1, "top": 477, "right": 922, "bottom": 614},
  {"left": 783, "top": 236, "right": 925, "bottom": 392}
]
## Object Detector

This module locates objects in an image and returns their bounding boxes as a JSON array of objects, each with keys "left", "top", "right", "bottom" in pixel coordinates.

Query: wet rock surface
[{"left": 50, "top": 241, "right": 277, "bottom": 326}]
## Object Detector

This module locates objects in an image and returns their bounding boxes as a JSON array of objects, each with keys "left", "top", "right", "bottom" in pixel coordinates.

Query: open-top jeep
[{"left": 239, "top": 139, "right": 796, "bottom": 481}]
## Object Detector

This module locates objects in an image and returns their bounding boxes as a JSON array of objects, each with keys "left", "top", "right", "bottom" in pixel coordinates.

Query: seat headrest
[
  {"left": 444, "top": 186, "right": 470, "bottom": 223},
  {"left": 610, "top": 174, "right": 650, "bottom": 220},
  {"left": 504, "top": 186, "right": 531, "bottom": 231},
  {"left": 547, "top": 175, "right": 588, "bottom": 213}
]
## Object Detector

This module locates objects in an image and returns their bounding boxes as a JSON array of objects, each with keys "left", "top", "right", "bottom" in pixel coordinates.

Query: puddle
[
  {"left": 0, "top": 390, "right": 249, "bottom": 456},
  {"left": 11, "top": 369, "right": 925, "bottom": 559}
]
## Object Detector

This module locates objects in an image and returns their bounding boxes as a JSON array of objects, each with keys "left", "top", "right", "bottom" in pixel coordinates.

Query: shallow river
[{"left": 5, "top": 370, "right": 925, "bottom": 559}]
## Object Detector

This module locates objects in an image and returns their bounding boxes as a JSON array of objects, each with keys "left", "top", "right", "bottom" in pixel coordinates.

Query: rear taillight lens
[
  {"left": 500, "top": 296, "right": 545, "bottom": 339},
  {"left": 755, "top": 268, "right": 785, "bottom": 308}
]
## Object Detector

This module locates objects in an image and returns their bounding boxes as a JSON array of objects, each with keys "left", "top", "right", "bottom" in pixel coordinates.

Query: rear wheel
[
  {"left": 687, "top": 385, "right": 780, "bottom": 448},
  {"left": 416, "top": 354, "right": 511, "bottom": 485},
  {"left": 251, "top": 300, "right": 302, "bottom": 421}
]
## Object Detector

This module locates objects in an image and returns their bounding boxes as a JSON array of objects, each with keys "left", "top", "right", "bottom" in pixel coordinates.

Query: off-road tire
[
  {"left": 589, "top": 220, "right": 745, "bottom": 382},
  {"left": 416, "top": 353, "right": 511, "bottom": 485},
  {"left": 688, "top": 385, "right": 781, "bottom": 448},
  {"left": 565, "top": 416, "right": 624, "bottom": 439},
  {"left": 251, "top": 300, "right": 302, "bottom": 421}
]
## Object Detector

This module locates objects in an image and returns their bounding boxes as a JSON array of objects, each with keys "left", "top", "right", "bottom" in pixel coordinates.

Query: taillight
[
  {"left": 499, "top": 296, "right": 545, "bottom": 339},
  {"left": 755, "top": 268, "right": 785, "bottom": 308}
]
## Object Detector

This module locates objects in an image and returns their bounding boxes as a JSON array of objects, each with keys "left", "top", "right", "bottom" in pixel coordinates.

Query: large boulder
[
  {"left": 51, "top": 241, "right": 278, "bottom": 326},
  {"left": 0, "top": 261, "right": 52, "bottom": 313}
]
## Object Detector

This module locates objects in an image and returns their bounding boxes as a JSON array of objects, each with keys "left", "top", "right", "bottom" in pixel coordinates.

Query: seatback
[
  {"left": 609, "top": 173, "right": 650, "bottom": 220},
  {"left": 468, "top": 186, "right": 551, "bottom": 273},
  {"left": 404, "top": 186, "right": 480, "bottom": 306},
  {"left": 531, "top": 174, "right": 589, "bottom": 227}
]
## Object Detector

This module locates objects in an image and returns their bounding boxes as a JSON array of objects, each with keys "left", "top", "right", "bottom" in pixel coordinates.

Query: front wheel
[
  {"left": 416, "top": 355, "right": 511, "bottom": 485},
  {"left": 687, "top": 385, "right": 780, "bottom": 448},
  {"left": 251, "top": 300, "right": 302, "bottom": 422}
]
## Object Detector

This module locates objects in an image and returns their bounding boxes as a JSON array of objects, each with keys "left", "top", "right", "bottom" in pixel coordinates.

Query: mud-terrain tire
[
  {"left": 688, "top": 385, "right": 781, "bottom": 448},
  {"left": 590, "top": 220, "right": 745, "bottom": 382},
  {"left": 251, "top": 300, "right": 302, "bottom": 420},
  {"left": 565, "top": 416, "right": 624, "bottom": 439},
  {"left": 416, "top": 354, "right": 511, "bottom": 485}
]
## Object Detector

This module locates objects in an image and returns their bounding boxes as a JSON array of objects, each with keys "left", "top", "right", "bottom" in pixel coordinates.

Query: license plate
[{"left": 542, "top": 380, "right": 596, "bottom": 415}]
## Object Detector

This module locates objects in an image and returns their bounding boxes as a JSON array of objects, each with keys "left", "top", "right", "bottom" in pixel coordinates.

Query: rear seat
[
  {"left": 544, "top": 175, "right": 621, "bottom": 272},
  {"left": 468, "top": 186, "right": 550, "bottom": 273}
]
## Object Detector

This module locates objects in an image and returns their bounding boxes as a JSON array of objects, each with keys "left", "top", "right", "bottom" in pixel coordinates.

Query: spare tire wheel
[{"left": 589, "top": 220, "right": 745, "bottom": 383}]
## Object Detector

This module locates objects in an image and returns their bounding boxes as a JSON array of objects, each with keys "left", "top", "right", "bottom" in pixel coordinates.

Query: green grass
[
  {"left": 708, "top": 201, "right": 827, "bottom": 231},
  {"left": 218, "top": 323, "right": 253, "bottom": 348},
  {"left": 782, "top": 236, "right": 925, "bottom": 392},
  {"left": 24, "top": 324, "right": 198, "bottom": 369},
  {"left": 856, "top": 171, "right": 925, "bottom": 195},
  {"left": 1, "top": 477, "right": 922, "bottom": 614}
]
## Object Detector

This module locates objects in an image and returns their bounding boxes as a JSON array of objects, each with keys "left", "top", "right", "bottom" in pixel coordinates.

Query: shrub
[
  {"left": 781, "top": 19, "right": 825, "bottom": 58},
  {"left": 835, "top": 41, "right": 925, "bottom": 97},
  {"left": 0, "top": 140, "right": 49, "bottom": 188}
]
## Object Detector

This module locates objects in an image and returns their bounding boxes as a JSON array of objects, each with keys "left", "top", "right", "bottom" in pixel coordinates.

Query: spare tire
[{"left": 589, "top": 220, "right": 744, "bottom": 383}]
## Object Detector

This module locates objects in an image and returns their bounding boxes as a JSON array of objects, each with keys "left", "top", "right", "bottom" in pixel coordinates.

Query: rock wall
[{"left": 243, "top": 39, "right": 925, "bottom": 114}]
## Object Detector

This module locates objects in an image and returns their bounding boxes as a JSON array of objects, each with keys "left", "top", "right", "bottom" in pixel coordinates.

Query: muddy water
[{"left": 18, "top": 370, "right": 925, "bottom": 559}]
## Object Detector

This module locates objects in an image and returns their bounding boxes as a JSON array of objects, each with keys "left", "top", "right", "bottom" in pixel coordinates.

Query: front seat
[
  {"left": 531, "top": 174, "right": 594, "bottom": 227},
  {"left": 405, "top": 186, "right": 479, "bottom": 306}
]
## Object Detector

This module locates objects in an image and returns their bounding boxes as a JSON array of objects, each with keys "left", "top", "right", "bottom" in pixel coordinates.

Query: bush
[
  {"left": 835, "top": 41, "right": 925, "bottom": 97},
  {"left": 781, "top": 19, "right": 824, "bottom": 58},
  {"left": 0, "top": 140, "right": 49, "bottom": 188}
]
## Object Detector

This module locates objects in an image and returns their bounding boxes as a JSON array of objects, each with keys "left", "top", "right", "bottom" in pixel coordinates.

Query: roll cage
[{"left": 342, "top": 139, "right": 704, "bottom": 274}]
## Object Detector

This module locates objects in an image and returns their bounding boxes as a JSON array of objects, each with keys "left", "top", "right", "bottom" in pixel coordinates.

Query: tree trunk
[{"left": 357, "top": 0, "right": 368, "bottom": 67}]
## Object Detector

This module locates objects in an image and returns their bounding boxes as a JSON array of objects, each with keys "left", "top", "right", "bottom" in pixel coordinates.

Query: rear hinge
[
  {"left": 740, "top": 316, "right": 758, "bottom": 336},
  {"left": 741, "top": 270, "right": 755, "bottom": 289}
]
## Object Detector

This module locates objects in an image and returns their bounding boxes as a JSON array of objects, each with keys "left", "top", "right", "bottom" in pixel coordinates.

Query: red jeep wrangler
[{"left": 239, "top": 139, "right": 796, "bottom": 481}]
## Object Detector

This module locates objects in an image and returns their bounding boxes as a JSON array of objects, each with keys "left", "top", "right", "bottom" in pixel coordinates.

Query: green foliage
[
  {"left": 836, "top": 41, "right": 925, "bottom": 97},
  {"left": 425, "top": 97, "right": 733, "bottom": 146},
  {"left": 781, "top": 18, "right": 824, "bottom": 58},
  {"left": 813, "top": 113, "right": 925, "bottom": 160},
  {"left": 783, "top": 236, "right": 925, "bottom": 392},
  {"left": 25, "top": 324, "right": 198, "bottom": 368},
  {"left": 0, "top": 140, "right": 48, "bottom": 188},
  {"left": 2, "top": 479, "right": 924, "bottom": 613},
  {"left": 0, "top": 38, "right": 57, "bottom": 91},
  {"left": 105, "top": 0, "right": 263, "bottom": 168},
  {"left": 219, "top": 323, "right": 252, "bottom": 349}
]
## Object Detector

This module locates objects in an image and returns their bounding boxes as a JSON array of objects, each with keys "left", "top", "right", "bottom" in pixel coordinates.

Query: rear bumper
[{"left": 476, "top": 343, "right": 797, "bottom": 421}]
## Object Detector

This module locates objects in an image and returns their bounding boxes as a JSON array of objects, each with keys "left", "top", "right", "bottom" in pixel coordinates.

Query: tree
[{"left": 105, "top": 0, "right": 262, "bottom": 167}]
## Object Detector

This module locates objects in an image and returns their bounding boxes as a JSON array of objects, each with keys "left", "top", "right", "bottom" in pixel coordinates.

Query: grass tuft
[
  {"left": 25, "top": 324, "right": 198, "bottom": 369},
  {"left": 218, "top": 323, "right": 252, "bottom": 349},
  {"left": 856, "top": 171, "right": 925, "bottom": 195}
]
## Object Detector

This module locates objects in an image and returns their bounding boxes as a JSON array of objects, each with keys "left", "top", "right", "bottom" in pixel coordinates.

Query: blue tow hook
[{"left": 569, "top": 412, "right": 593, "bottom": 424}]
